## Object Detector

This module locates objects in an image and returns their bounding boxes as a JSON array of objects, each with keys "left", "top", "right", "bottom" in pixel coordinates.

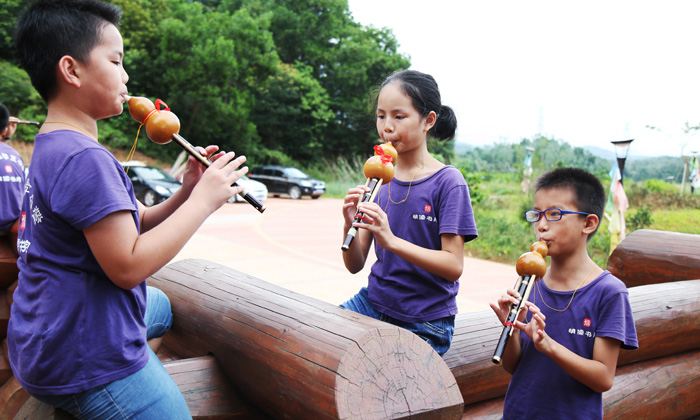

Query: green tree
[
  {"left": 0, "top": 0, "right": 27, "bottom": 62},
  {"left": 251, "top": 62, "right": 333, "bottom": 163},
  {"left": 104, "top": 0, "right": 278, "bottom": 159},
  {"left": 312, "top": 23, "right": 410, "bottom": 158},
  {"left": 154, "top": 3, "right": 278, "bottom": 156},
  {"left": 0, "top": 60, "right": 44, "bottom": 141},
  {"left": 228, "top": 0, "right": 410, "bottom": 158}
]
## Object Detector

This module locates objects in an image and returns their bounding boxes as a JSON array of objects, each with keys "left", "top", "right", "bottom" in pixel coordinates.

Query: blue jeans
[
  {"left": 33, "top": 286, "right": 191, "bottom": 420},
  {"left": 341, "top": 287, "right": 455, "bottom": 356},
  {"left": 144, "top": 285, "right": 173, "bottom": 341}
]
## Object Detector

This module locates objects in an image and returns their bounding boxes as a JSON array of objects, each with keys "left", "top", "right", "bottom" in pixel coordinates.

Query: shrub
[{"left": 627, "top": 205, "right": 653, "bottom": 231}]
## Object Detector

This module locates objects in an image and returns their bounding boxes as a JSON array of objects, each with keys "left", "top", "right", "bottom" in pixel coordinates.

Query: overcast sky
[{"left": 347, "top": 1, "right": 700, "bottom": 158}]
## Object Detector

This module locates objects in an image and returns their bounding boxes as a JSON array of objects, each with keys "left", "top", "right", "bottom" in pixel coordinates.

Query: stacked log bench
[
  {"left": 0, "top": 229, "right": 463, "bottom": 419},
  {"left": 2, "top": 228, "right": 700, "bottom": 420}
]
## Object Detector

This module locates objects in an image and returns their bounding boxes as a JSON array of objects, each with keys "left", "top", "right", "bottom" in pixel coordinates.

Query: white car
[{"left": 228, "top": 175, "right": 268, "bottom": 204}]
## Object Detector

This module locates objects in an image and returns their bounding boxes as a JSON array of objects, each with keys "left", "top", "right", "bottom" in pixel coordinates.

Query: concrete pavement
[{"left": 173, "top": 197, "right": 518, "bottom": 314}]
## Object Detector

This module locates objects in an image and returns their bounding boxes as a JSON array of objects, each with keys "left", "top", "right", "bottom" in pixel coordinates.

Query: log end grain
[{"left": 336, "top": 326, "right": 463, "bottom": 419}]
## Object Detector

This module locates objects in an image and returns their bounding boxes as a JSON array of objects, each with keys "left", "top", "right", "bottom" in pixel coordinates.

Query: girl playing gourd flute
[{"left": 340, "top": 70, "right": 478, "bottom": 356}]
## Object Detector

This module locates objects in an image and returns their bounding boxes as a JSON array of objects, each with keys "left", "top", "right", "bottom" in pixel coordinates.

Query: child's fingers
[
  {"left": 489, "top": 301, "right": 507, "bottom": 321},
  {"left": 204, "top": 144, "right": 220, "bottom": 155},
  {"left": 496, "top": 292, "right": 519, "bottom": 308},
  {"left": 344, "top": 188, "right": 365, "bottom": 203},
  {"left": 513, "top": 320, "right": 528, "bottom": 331},
  {"left": 356, "top": 203, "right": 383, "bottom": 221},
  {"left": 525, "top": 302, "right": 545, "bottom": 321},
  {"left": 344, "top": 185, "right": 369, "bottom": 201},
  {"left": 207, "top": 151, "right": 235, "bottom": 168},
  {"left": 218, "top": 154, "right": 247, "bottom": 177},
  {"left": 208, "top": 150, "right": 227, "bottom": 162},
  {"left": 226, "top": 165, "right": 249, "bottom": 185},
  {"left": 190, "top": 145, "right": 220, "bottom": 161}
]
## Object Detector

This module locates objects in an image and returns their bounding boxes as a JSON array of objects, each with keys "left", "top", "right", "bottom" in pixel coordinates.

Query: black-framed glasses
[{"left": 524, "top": 208, "right": 590, "bottom": 223}]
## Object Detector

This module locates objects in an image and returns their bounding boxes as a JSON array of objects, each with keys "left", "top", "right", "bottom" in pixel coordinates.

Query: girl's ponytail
[{"left": 431, "top": 105, "right": 457, "bottom": 141}]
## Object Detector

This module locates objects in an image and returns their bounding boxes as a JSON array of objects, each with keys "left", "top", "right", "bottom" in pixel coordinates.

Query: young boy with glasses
[{"left": 490, "top": 167, "right": 637, "bottom": 420}]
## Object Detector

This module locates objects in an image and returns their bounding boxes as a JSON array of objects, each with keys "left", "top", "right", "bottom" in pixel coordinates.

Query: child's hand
[
  {"left": 190, "top": 151, "right": 247, "bottom": 213},
  {"left": 180, "top": 145, "right": 222, "bottom": 193},
  {"left": 515, "top": 302, "right": 553, "bottom": 354},
  {"left": 354, "top": 202, "right": 395, "bottom": 249},
  {"left": 342, "top": 185, "right": 370, "bottom": 227},
  {"left": 489, "top": 288, "right": 521, "bottom": 324}
]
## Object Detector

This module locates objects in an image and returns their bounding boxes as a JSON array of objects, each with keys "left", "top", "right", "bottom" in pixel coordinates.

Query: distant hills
[
  {"left": 581, "top": 146, "right": 668, "bottom": 161},
  {"left": 454, "top": 141, "right": 672, "bottom": 162},
  {"left": 452, "top": 140, "right": 684, "bottom": 181},
  {"left": 454, "top": 142, "right": 474, "bottom": 155}
]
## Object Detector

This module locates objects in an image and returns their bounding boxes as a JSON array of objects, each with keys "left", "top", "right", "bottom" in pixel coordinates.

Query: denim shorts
[
  {"left": 33, "top": 286, "right": 191, "bottom": 420},
  {"left": 144, "top": 285, "right": 173, "bottom": 340},
  {"left": 341, "top": 287, "right": 455, "bottom": 356}
]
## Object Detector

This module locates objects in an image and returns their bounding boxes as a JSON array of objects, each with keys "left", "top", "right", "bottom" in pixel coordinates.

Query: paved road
[{"left": 173, "top": 197, "right": 517, "bottom": 314}]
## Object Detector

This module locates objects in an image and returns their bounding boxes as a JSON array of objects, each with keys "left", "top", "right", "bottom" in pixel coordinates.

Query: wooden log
[
  {"left": 0, "top": 376, "right": 30, "bottom": 420},
  {"left": 10, "top": 397, "right": 76, "bottom": 420},
  {"left": 6, "top": 280, "right": 17, "bottom": 308},
  {"left": 445, "top": 279, "right": 700, "bottom": 406},
  {"left": 0, "top": 236, "right": 18, "bottom": 290},
  {"left": 149, "top": 259, "right": 464, "bottom": 420},
  {"left": 460, "top": 398, "right": 502, "bottom": 420},
  {"left": 0, "top": 339, "right": 11, "bottom": 387},
  {"left": 619, "top": 279, "right": 700, "bottom": 366},
  {"left": 604, "top": 349, "right": 700, "bottom": 420},
  {"left": 443, "top": 311, "right": 510, "bottom": 406},
  {"left": 607, "top": 229, "right": 700, "bottom": 287},
  {"left": 0, "top": 290, "right": 8, "bottom": 340},
  {"left": 162, "top": 355, "right": 270, "bottom": 419}
]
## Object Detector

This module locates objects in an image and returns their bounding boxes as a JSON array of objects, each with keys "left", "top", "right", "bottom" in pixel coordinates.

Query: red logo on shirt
[
  {"left": 424, "top": 204, "right": 432, "bottom": 213},
  {"left": 583, "top": 318, "right": 591, "bottom": 327},
  {"left": 20, "top": 212, "right": 26, "bottom": 230},
  {"left": 4, "top": 164, "right": 12, "bottom": 174}
]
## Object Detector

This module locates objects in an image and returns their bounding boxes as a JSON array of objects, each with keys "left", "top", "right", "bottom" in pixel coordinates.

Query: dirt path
[{"left": 173, "top": 197, "right": 517, "bottom": 314}]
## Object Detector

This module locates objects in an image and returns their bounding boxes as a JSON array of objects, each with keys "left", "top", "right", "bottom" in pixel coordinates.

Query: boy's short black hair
[
  {"left": 534, "top": 167, "right": 606, "bottom": 237},
  {"left": 0, "top": 103, "right": 9, "bottom": 133},
  {"left": 15, "top": 0, "right": 122, "bottom": 102}
]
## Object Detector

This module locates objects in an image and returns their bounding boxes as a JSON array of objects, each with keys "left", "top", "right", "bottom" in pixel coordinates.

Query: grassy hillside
[{"left": 463, "top": 173, "right": 700, "bottom": 268}]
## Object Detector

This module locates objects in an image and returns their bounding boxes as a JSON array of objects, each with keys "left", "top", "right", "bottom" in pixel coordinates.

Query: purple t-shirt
[
  {"left": 503, "top": 271, "right": 638, "bottom": 420},
  {"left": 368, "top": 165, "right": 478, "bottom": 322},
  {"left": 0, "top": 142, "right": 25, "bottom": 231},
  {"left": 8, "top": 130, "right": 147, "bottom": 395}
]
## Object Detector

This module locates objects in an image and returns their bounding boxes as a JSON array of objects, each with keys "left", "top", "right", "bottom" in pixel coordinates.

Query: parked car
[
  {"left": 249, "top": 165, "right": 325, "bottom": 199},
  {"left": 121, "top": 161, "right": 181, "bottom": 207},
  {"left": 228, "top": 175, "right": 268, "bottom": 204}
]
